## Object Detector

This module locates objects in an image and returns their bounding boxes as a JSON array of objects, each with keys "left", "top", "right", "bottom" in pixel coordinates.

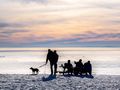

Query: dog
[{"left": 30, "top": 67, "right": 39, "bottom": 75}]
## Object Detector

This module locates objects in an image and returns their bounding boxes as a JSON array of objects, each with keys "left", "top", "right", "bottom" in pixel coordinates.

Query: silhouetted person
[
  {"left": 84, "top": 61, "right": 92, "bottom": 75},
  {"left": 74, "top": 59, "right": 83, "bottom": 75},
  {"left": 46, "top": 49, "right": 59, "bottom": 76},
  {"left": 53, "top": 50, "right": 59, "bottom": 75},
  {"left": 64, "top": 60, "right": 73, "bottom": 75}
]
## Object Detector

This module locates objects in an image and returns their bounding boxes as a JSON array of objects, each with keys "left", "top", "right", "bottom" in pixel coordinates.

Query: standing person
[
  {"left": 53, "top": 50, "right": 59, "bottom": 75},
  {"left": 46, "top": 49, "right": 59, "bottom": 76}
]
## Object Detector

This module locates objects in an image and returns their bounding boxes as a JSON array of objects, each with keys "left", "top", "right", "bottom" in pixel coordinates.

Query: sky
[{"left": 0, "top": 0, "right": 120, "bottom": 47}]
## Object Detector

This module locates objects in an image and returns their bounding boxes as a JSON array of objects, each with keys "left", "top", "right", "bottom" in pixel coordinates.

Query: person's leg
[
  {"left": 89, "top": 70, "right": 92, "bottom": 75},
  {"left": 50, "top": 63, "right": 53, "bottom": 75},
  {"left": 79, "top": 68, "right": 82, "bottom": 75},
  {"left": 54, "top": 63, "right": 57, "bottom": 75},
  {"left": 68, "top": 68, "right": 70, "bottom": 75},
  {"left": 63, "top": 67, "right": 65, "bottom": 75},
  {"left": 71, "top": 68, "right": 73, "bottom": 75}
]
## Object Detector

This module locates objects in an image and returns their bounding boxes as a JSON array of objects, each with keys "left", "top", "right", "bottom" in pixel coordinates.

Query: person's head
[
  {"left": 48, "top": 49, "right": 51, "bottom": 52},
  {"left": 68, "top": 60, "right": 71, "bottom": 63},
  {"left": 79, "top": 59, "right": 82, "bottom": 62},
  {"left": 88, "top": 61, "right": 90, "bottom": 63},
  {"left": 54, "top": 50, "right": 57, "bottom": 53}
]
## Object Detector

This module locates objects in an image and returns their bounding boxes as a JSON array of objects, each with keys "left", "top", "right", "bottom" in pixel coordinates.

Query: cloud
[
  {"left": 0, "top": 21, "right": 26, "bottom": 28},
  {"left": 0, "top": 16, "right": 70, "bottom": 29},
  {"left": 42, "top": 32, "right": 120, "bottom": 46},
  {"left": 0, "top": 0, "right": 120, "bottom": 47},
  {"left": 0, "top": 30, "right": 120, "bottom": 47},
  {"left": 12, "top": 0, "right": 51, "bottom": 4},
  {"left": 0, "top": 29, "right": 28, "bottom": 35},
  {"left": 70, "top": 32, "right": 120, "bottom": 42}
]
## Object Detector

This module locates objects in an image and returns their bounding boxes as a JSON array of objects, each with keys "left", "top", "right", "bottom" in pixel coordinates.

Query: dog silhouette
[{"left": 30, "top": 67, "right": 39, "bottom": 75}]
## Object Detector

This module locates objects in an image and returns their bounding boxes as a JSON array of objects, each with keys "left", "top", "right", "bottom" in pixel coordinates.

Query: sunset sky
[{"left": 0, "top": 0, "right": 120, "bottom": 47}]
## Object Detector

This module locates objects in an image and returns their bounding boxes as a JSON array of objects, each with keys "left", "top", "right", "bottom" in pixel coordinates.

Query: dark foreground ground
[{"left": 0, "top": 74, "right": 120, "bottom": 90}]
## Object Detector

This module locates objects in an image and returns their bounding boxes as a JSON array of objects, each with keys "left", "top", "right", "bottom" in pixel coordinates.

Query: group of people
[
  {"left": 61, "top": 59, "right": 92, "bottom": 76},
  {"left": 45, "top": 49, "right": 92, "bottom": 76}
]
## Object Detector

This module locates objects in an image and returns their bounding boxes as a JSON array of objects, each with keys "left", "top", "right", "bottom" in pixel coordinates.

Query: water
[{"left": 0, "top": 47, "right": 120, "bottom": 75}]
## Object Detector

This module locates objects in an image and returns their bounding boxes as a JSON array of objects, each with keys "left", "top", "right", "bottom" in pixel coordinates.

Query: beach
[
  {"left": 0, "top": 48, "right": 120, "bottom": 90},
  {"left": 0, "top": 74, "right": 119, "bottom": 90}
]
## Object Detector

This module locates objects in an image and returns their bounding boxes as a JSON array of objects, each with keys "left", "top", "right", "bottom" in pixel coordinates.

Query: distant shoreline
[{"left": 0, "top": 47, "right": 120, "bottom": 52}]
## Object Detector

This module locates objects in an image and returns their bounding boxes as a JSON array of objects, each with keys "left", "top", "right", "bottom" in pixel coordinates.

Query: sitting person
[
  {"left": 83, "top": 61, "right": 92, "bottom": 75},
  {"left": 66, "top": 60, "right": 73, "bottom": 75},
  {"left": 60, "top": 60, "right": 73, "bottom": 75},
  {"left": 74, "top": 59, "right": 84, "bottom": 75}
]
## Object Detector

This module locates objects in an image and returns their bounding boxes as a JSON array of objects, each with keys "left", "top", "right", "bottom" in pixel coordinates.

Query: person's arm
[{"left": 74, "top": 61, "right": 76, "bottom": 64}]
